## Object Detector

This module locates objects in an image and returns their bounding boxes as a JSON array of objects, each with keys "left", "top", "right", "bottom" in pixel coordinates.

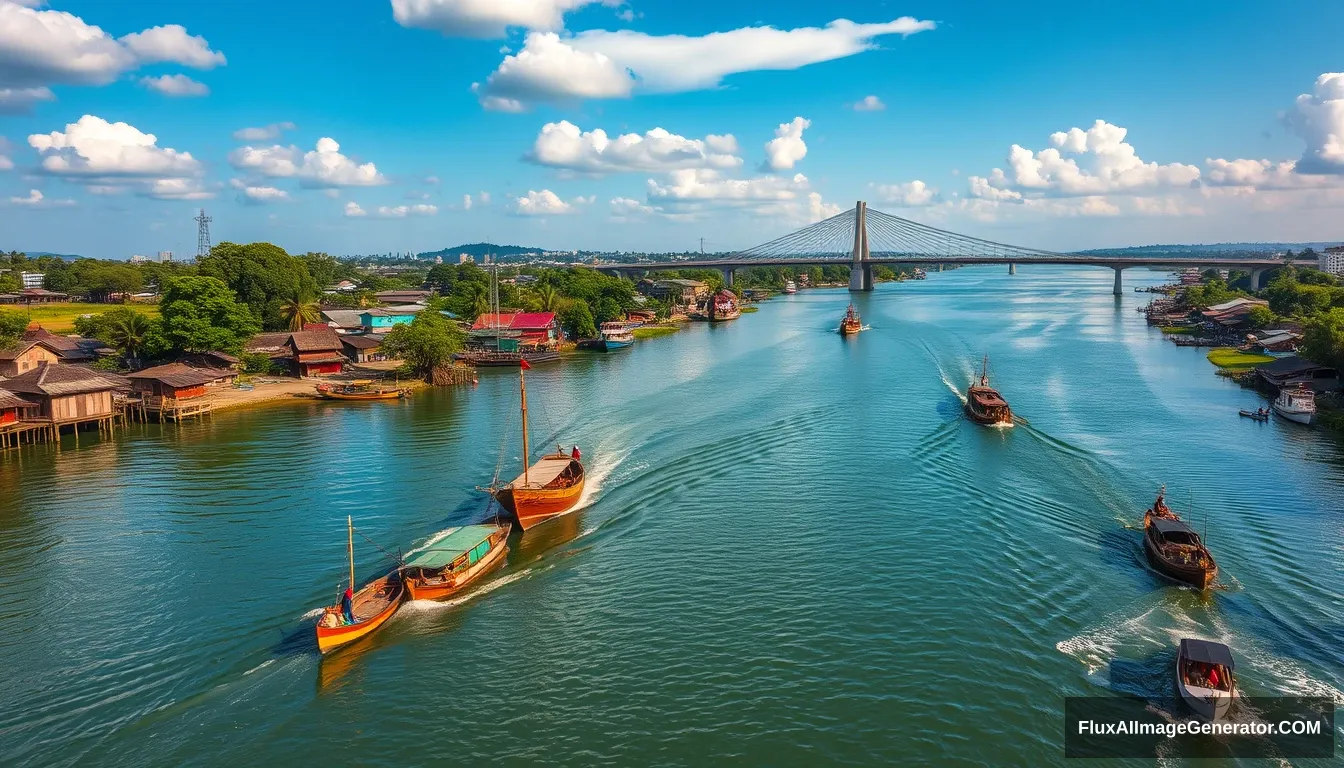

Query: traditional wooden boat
[
  {"left": 315, "top": 516, "right": 404, "bottom": 654},
  {"left": 597, "top": 322, "right": 634, "bottom": 351},
  {"left": 315, "top": 379, "right": 408, "bottom": 400},
  {"left": 489, "top": 360, "right": 586, "bottom": 531},
  {"left": 691, "top": 290, "right": 741, "bottom": 322},
  {"left": 839, "top": 304, "right": 862, "bottom": 335},
  {"left": 403, "top": 524, "right": 510, "bottom": 601},
  {"left": 1176, "top": 638, "right": 1237, "bottom": 721},
  {"left": 1143, "top": 513, "right": 1217, "bottom": 590},
  {"left": 965, "top": 355, "right": 1013, "bottom": 426},
  {"left": 1238, "top": 408, "right": 1269, "bottom": 422},
  {"left": 1272, "top": 384, "right": 1315, "bottom": 425}
]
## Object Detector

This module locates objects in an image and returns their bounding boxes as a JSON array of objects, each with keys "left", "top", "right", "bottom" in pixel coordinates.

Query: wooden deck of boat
[{"left": 507, "top": 456, "right": 572, "bottom": 489}]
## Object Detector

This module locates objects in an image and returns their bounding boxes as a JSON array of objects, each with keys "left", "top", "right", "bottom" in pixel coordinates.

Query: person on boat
[
  {"left": 341, "top": 587, "right": 355, "bottom": 625},
  {"left": 571, "top": 444, "right": 582, "bottom": 462},
  {"left": 1207, "top": 664, "right": 1222, "bottom": 690},
  {"left": 1154, "top": 490, "right": 1170, "bottom": 517}
]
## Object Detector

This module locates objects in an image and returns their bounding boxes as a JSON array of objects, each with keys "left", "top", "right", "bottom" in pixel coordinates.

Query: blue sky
[{"left": 1, "top": 0, "right": 1342, "bottom": 258}]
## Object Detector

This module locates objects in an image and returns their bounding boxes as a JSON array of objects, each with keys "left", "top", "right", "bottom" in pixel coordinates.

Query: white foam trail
[
  {"left": 243, "top": 659, "right": 274, "bottom": 676},
  {"left": 401, "top": 569, "right": 533, "bottom": 613},
  {"left": 939, "top": 368, "right": 968, "bottom": 405},
  {"left": 299, "top": 607, "right": 325, "bottom": 619},
  {"left": 570, "top": 448, "right": 625, "bottom": 514}
]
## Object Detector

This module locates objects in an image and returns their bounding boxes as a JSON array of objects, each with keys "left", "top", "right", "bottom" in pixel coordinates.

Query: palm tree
[
  {"left": 535, "top": 284, "right": 560, "bottom": 312},
  {"left": 465, "top": 283, "right": 490, "bottom": 319},
  {"left": 281, "top": 293, "right": 321, "bottom": 331},
  {"left": 107, "top": 311, "right": 151, "bottom": 360}
]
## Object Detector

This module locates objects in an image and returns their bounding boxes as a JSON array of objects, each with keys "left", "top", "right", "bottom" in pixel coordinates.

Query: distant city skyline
[{"left": 0, "top": 0, "right": 1342, "bottom": 259}]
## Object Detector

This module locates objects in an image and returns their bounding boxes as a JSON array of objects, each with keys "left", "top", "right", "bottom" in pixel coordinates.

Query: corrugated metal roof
[
  {"left": 340, "top": 335, "right": 383, "bottom": 349},
  {"left": 126, "top": 363, "right": 229, "bottom": 388}
]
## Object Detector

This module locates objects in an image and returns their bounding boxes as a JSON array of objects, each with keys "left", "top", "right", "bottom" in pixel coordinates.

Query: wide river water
[{"left": 2, "top": 265, "right": 1342, "bottom": 766}]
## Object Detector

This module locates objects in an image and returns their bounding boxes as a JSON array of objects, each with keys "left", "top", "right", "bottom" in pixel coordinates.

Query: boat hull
[
  {"left": 315, "top": 573, "right": 404, "bottom": 654},
  {"left": 318, "top": 390, "right": 405, "bottom": 401},
  {"left": 405, "top": 537, "right": 508, "bottom": 601},
  {"left": 494, "top": 464, "right": 586, "bottom": 531},
  {"left": 965, "top": 402, "right": 1013, "bottom": 426},
  {"left": 1271, "top": 404, "right": 1313, "bottom": 424},
  {"left": 1176, "top": 648, "right": 1235, "bottom": 722},
  {"left": 599, "top": 338, "right": 633, "bottom": 351},
  {"left": 1143, "top": 531, "right": 1217, "bottom": 589}
]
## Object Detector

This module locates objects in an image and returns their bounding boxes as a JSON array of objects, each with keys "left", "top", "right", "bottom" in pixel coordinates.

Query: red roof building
[
  {"left": 287, "top": 327, "right": 346, "bottom": 377},
  {"left": 470, "top": 312, "right": 559, "bottom": 349}
]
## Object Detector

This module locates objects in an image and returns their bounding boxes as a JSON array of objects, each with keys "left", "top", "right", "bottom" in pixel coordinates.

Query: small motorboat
[
  {"left": 1238, "top": 408, "right": 1269, "bottom": 422},
  {"left": 316, "top": 380, "right": 408, "bottom": 401},
  {"left": 965, "top": 355, "right": 1013, "bottom": 426},
  {"left": 1143, "top": 513, "right": 1217, "bottom": 590},
  {"left": 1176, "top": 638, "right": 1237, "bottom": 721},
  {"left": 315, "top": 516, "right": 405, "bottom": 654},
  {"left": 839, "top": 304, "right": 863, "bottom": 335},
  {"left": 403, "top": 524, "right": 510, "bottom": 601},
  {"left": 1271, "top": 384, "right": 1315, "bottom": 425},
  {"left": 597, "top": 322, "right": 634, "bottom": 351}
]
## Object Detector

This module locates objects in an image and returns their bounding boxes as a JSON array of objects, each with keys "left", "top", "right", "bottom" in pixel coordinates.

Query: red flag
[
  {"left": 571, "top": 445, "right": 581, "bottom": 461},
  {"left": 519, "top": 359, "right": 532, "bottom": 370}
]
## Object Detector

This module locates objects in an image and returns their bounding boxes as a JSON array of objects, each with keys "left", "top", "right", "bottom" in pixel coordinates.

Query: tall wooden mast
[
  {"left": 520, "top": 366, "right": 530, "bottom": 486},
  {"left": 346, "top": 515, "right": 355, "bottom": 593}
]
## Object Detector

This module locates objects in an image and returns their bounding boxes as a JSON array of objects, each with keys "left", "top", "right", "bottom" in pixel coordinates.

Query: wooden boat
[
  {"left": 315, "top": 380, "right": 408, "bottom": 400},
  {"left": 454, "top": 350, "right": 561, "bottom": 367},
  {"left": 839, "top": 304, "right": 863, "bottom": 335},
  {"left": 315, "top": 516, "right": 404, "bottom": 654},
  {"left": 1272, "top": 384, "right": 1315, "bottom": 425},
  {"left": 1143, "top": 511, "right": 1217, "bottom": 590},
  {"left": 489, "top": 360, "right": 586, "bottom": 531},
  {"left": 597, "top": 322, "right": 634, "bottom": 351},
  {"left": 403, "top": 524, "right": 510, "bottom": 601},
  {"left": 1238, "top": 408, "right": 1269, "bottom": 422},
  {"left": 691, "top": 290, "right": 741, "bottom": 322},
  {"left": 965, "top": 355, "right": 1013, "bottom": 426},
  {"left": 1176, "top": 638, "right": 1237, "bottom": 721}
]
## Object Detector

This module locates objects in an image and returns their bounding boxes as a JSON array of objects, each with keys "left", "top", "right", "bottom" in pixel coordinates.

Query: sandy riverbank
[{"left": 203, "top": 373, "right": 429, "bottom": 414}]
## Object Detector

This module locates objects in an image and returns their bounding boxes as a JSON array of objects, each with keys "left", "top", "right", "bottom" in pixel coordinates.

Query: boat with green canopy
[{"left": 402, "top": 523, "right": 510, "bottom": 601}]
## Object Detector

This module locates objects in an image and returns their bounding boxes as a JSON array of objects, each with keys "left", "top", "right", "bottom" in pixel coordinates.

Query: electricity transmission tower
[{"left": 194, "top": 209, "right": 212, "bottom": 259}]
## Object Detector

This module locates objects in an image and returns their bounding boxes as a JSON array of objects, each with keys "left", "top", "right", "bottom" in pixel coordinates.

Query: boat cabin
[
  {"left": 402, "top": 524, "right": 505, "bottom": 590},
  {"left": 1149, "top": 518, "right": 1208, "bottom": 562},
  {"left": 507, "top": 454, "right": 582, "bottom": 491},
  {"left": 1179, "top": 639, "right": 1235, "bottom": 691}
]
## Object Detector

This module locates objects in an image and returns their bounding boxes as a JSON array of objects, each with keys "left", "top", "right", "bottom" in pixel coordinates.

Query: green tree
[
  {"left": 280, "top": 293, "right": 322, "bottom": 331},
  {"left": 198, "top": 242, "right": 317, "bottom": 330},
  {"left": 0, "top": 309, "right": 28, "bottom": 347},
  {"left": 74, "top": 307, "right": 162, "bottom": 359},
  {"left": 380, "top": 309, "right": 465, "bottom": 377},
  {"left": 1301, "top": 308, "right": 1344, "bottom": 371},
  {"left": 534, "top": 284, "right": 560, "bottom": 312},
  {"left": 1245, "top": 305, "right": 1274, "bottom": 330},
  {"left": 159, "top": 276, "right": 261, "bottom": 354},
  {"left": 0, "top": 270, "right": 19, "bottom": 294},
  {"left": 558, "top": 302, "right": 597, "bottom": 339}
]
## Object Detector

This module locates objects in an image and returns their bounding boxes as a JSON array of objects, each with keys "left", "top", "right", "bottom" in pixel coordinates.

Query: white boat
[
  {"left": 1271, "top": 384, "right": 1315, "bottom": 425},
  {"left": 1175, "top": 639, "right": 1237, "bottom": 722},
  {"left": 783, "top": 280, "right": 797, "bottom": 294},
  {"left": 598, "top": 321, "right": 634, "bottom": 351}
]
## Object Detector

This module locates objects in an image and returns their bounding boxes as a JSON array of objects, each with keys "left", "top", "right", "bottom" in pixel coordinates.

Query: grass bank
[
  {"left": 1161, "top": 325, "right": 1200, "bottom": 334},
  {"left": 633, "top": 325, "right": 681, "bottom": 339},
  {"left": 1206, "top": 347, "right": 1275, "bottom": 370},
  {"left": 740, "top": 306, "right": 760, "bottom": 313},
  {"left": 11, "top": 302, "right": 159, "bottom": 332}
]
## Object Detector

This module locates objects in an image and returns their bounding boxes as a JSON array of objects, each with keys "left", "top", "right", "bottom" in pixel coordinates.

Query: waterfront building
[
  {"left": 1256, "top": 356, "right": 1341, "bottom": 392},
  {"left": 0, "top": 388, "right": 36, "bottom": 426},
  {"left": 0, "top": 328, "right": 103, "bottom": 377},
  {"left": 1320, "top": 246, "right": 1344, "bottom": 277},
  {"left": 469, "top": 312, "right": 560, "bottom": 350},
  {"left": 340, "top": 334, "right": 386, "bottom": 363},
  {"left": 358, "top": 306, "right": 422, "bottom": 332},
  {"left": 640, "top": 279, "right": 708, "bottom": 306},
  {"left": 126, "top": 364, "right": 234, "bottom": 402},
  {"left": 287, "top": 327, "right": 347, "bottom": 377},
  {"left": 0, "top": 363, "right": 126, "bottom": 432}
]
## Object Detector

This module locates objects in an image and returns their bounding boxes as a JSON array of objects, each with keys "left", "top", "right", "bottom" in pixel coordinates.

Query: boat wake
[
  {"left": 401, "top": 569, "right": 536, "bottom": 613},
  {"left": 298, "top": 607, "right": 325, "bottom": 620},
  {"left": 571, "top": 448, "right": 626, "bottom": 514}
]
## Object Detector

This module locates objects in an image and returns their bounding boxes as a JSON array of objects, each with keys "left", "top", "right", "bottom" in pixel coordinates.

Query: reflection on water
[{"left": 2, "top": 265, "right": 1342, "bottom": 766}]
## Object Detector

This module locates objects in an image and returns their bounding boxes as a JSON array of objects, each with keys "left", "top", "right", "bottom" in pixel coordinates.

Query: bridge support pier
[
  {"left": 937, "top": 264, "right": 944, "bottom": 273},
  {"left": 849, "top": 201, "right": 873, "bottom": 291},
  {"left": 721, "top": 268, "right": 735, "bottom": 289},
  {"left": 1009, "top": 263, "right": 1017, "bottom": 276},
  {"left": 1112, "top": 267, "right": 1124, "bottom": 296},
  {"left": 1250, "top": 268, "right": 1267, "bottom": 292}
]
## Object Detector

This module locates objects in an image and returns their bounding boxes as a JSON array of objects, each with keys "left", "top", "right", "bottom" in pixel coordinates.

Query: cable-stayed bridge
[{"left": 596, "top": 201, "right": 1286, "bottom": 294}]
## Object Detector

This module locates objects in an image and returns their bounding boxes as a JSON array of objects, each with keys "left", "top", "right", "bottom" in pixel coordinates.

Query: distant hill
[
  {"left": 19, "top": 251, "right": 84, "bottom": 261},
  {"left": 1078, "top": 242, "right": 1339, "bottom": 257},
  {"left": 418, "top": 243, "right": 548, "bottom": 260}
]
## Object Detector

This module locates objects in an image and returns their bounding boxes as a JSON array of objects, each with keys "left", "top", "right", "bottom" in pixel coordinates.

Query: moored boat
[
  {"left": 783, "top": 280, "right": 798, "bottom": 295},
  {"left": 1238, "top": 408, "right": 1269, "bottom": 422},
  {"left": 315, "top": 379, "right": 408, "bottom": 400},
  {"left": 691, "top": 290, "right": 741, "bottom": 322},
  {"left": 315, "top": 516, "right": 405, "bottom": 654},
  {"left": 1176, "top": 638, "right": 1237, "bottom": 721},
  {"left": 1143, "top": 509, "right": 1217, "bottom": 590},
  {"left": 965, "top": 355, "right": 1013, "bottom": 426},
  {"left": 597, "top": 321, "right": 634, "bottom": 351},
  {"left": 839, "top": 304, "right": 862, "bottom": 335},
  {"left": 1271, "top": 384, "right": 1315, "bottom": 425},
  {"left": 403, "top": 524, "right": 510, "bottom": 601},
  {"left": 489, "top": 360, "right": 586, "bottom": 531}
]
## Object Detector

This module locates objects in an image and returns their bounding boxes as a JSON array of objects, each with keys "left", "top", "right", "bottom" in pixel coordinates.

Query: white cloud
[
  {"left": 462, "top": 193, "right": 473, "bottom": 209},
  {"left": 0, "top": 85, "right": 55, "bottom": 113},
  {"left": 344, "top": 201, "right": 366, "bottom": 217},
  {"left": 28, "top": 114, "right": 202, "bottom": 178},
  {"left": 762, "top": 117, "right": 809, "bottom": 171},
  {"left": 232, "top": 122, "right": 296, "bottom": 142},
  {"left": 228, "top": 137, "right": 388, "bottom": 188},
  {"left": 0, "top": 3, "right": 224, "bottom": 90},
  {"left": 528, "top": 120, "right": 742, "bottom": 174},
  {"left": 648, "top": 169, "right": 812, "bottom": 204},
  {"left": 1202, "top": 157, "right": 1334, "bottom": 190},
  {"left": 872, "top": 180, "right": 938, "bottom": 207},
  {"left": 474, "top": 18, "right": 934, "bottom": 110},
  {"left": 230, "top": 178, "right": 289, "bottom": 204},
  {"left": 514, "top": 189, "right": 581, "bottom": 215},
  {"left": 479, "top": 191, "right": 491, "bottom": 204},
  {"left": 852, "top": 95, "right": 885, "bottom": 112},
  {"left": 139, "top": 74, "right": 209, "bottom": 97},
  {"left": 142, "top": 177, "right": 212, "bottom": 200},
  {"left": 473, "top": 32, "right": 632, "bottom": 110},
  {"left": 391, "top": 0, "right": 617, "bottom": 39},
  {"left": 376, "top": 204, "right": 438, "bottom": 218},
  {"left": 8, "top": 188, "right": 73, "bottom": 207},
  {"left": 807, "top": 192, "right": 842, "bottom": 221},
  {"left": 1284, "top": 72, "right": 1344, "bottom": 175},
  {"left": 610, "top": 196, "right": 655, "bottom": 218},
  {"left": 969, "top": 120, "right": 1200, "bottom": 200},
  {"left": 0, "top": 137, "right": 11, "bottom": 171}
]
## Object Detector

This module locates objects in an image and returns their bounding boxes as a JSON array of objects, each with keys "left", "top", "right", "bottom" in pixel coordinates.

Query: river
[{"left": 2, "top": 265, "right": 1342, "bottom": 766}]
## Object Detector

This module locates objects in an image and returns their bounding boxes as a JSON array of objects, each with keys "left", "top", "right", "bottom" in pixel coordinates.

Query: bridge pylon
[{"left": 849, "top": 201, "right": 873, "bottom": 292}]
